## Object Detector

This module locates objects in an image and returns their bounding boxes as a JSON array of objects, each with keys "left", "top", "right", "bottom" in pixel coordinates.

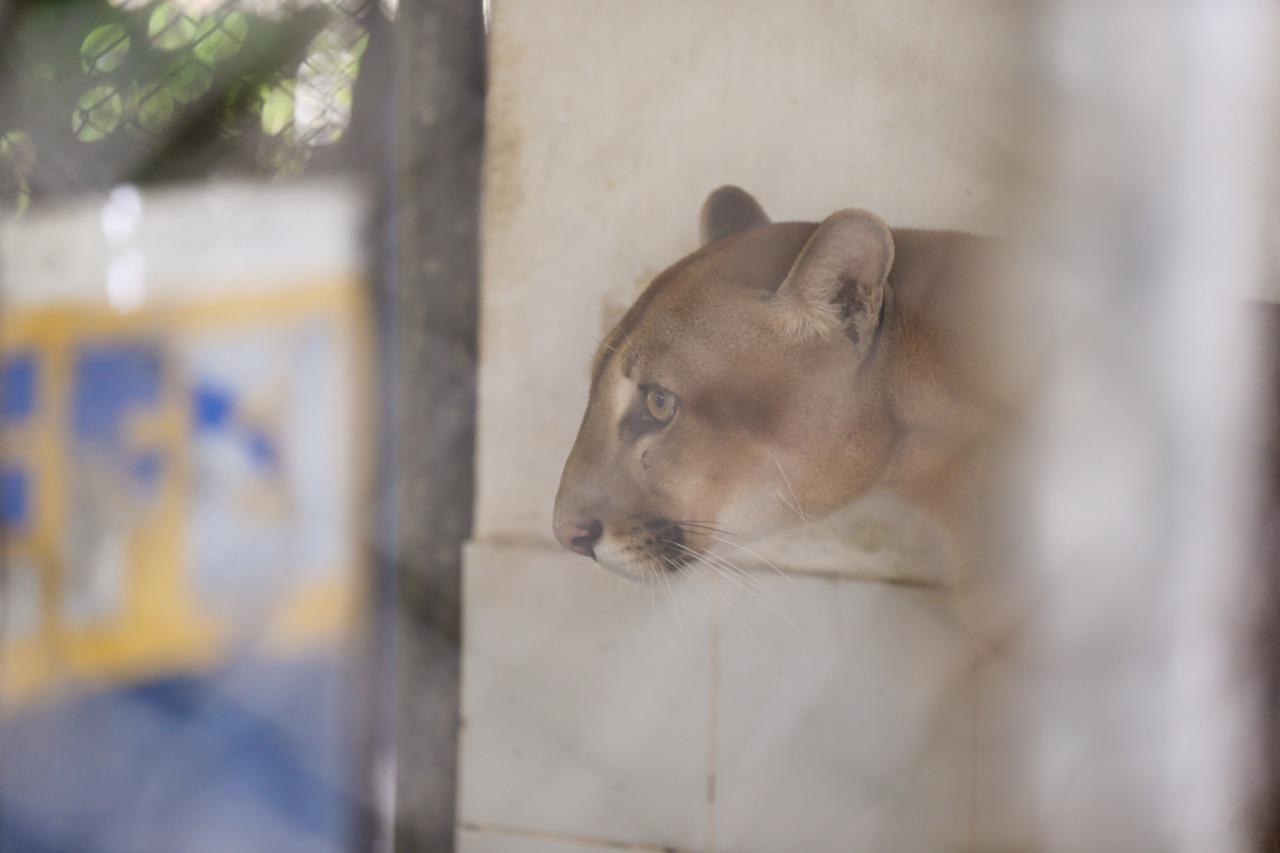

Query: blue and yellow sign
[
  {"left": 1, "top": 281, "right": 369, "bottom": 706},
  {"left": 0, "top": 183, "right": 377, "bottom": 853}
]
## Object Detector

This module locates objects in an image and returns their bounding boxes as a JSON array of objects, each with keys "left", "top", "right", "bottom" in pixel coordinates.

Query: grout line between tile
[
  {"left": 969, "top": 654, "right": 979, "bottom": 852},
  {"left": 457, "top": 820, "right": 699, "bottom": 853},
  {"left": 706, "top": 570, "right": 720, "bottom": 853},
  {"left": 469, "top": 536, "right": 949, "bottom": 589}
]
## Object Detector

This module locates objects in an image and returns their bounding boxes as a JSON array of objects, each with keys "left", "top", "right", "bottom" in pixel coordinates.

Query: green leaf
[
  {"left": 15, "top": 181, "right": 30, "bottom": 217},
  {"left": 148, "top": 3, "right": 199, "bottom": 51},
  {"left": 193, "top": 12, "right": 248, "bottom": 66},
  {"left": 81, "top": 24, "right": 130, "bottom": 75},
  {"left": 259, "top": 83, "right": 294, "bottom": 136},
  {"left": 128, "top": 83, "right": 175, "bottom": 133},
  {"left": 165, "top": 59, "right": 213, "bottom": 104},
  {"left": 72, "top": 85, "right": 124, "bottom": 141},
  {"left": 0, "top": 131, "right": 34, "bottom": 173}
]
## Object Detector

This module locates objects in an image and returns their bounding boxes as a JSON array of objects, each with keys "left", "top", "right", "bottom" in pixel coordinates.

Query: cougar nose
[{"left": 554, "top": 519, "right": 602, "bottom": 558}]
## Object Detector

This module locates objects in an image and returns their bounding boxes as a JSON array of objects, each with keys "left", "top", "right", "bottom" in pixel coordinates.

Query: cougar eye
[{"left": 644, "top": 386, "right": 678, "bottom": 424}]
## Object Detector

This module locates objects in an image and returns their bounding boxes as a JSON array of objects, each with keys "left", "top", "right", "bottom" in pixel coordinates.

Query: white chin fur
[{"left": 593, "top": 541, "right": 654, "bottom": 582}]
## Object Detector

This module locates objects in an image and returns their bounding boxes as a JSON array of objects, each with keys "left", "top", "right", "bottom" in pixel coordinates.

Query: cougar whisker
[{"left": 665, "top": 539, "right": 799, "bottom": 630}]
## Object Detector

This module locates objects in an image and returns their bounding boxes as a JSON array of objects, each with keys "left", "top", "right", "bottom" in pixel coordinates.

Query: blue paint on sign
[
  {"left": 2, "top": 352, "right": 37, "bottom": 424},
  {"left": 72, "top": 343, "right": 162, "bottom": 450},
  {"left": 0, "top": 466, "right": 28, "bottom": 530},
  {"left": 192, "top": 383, "right": 234, "bottom": 432}
]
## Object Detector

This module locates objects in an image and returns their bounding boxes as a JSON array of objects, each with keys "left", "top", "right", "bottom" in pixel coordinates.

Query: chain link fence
[{"left": 1, "top": 0, "right": 389, "bottom": 216}]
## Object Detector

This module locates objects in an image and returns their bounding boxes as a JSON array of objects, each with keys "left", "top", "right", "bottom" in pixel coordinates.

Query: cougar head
[{"left": 552, "top": 186, "right": 899, "bottom": 579}]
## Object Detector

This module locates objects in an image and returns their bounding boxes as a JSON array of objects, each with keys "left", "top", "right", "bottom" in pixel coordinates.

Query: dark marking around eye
[
  {"left": 618, "top": 387, "right": 675, "bottom": 441},
  {"left": 619, "top": 407, "right": 664, "bottom": 440}
]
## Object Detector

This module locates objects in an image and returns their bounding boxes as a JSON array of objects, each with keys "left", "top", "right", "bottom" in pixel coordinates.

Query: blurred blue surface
[{"left": 0, "top": 656, "right": 358, "bottom": 853}]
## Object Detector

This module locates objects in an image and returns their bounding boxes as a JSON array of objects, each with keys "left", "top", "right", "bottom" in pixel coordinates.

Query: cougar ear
[
  {"left": 771, "top": 209, "right": 894, "bottom": 345},
  {"left": 700, "top": 186, "right": 770, "bottom": 246}
]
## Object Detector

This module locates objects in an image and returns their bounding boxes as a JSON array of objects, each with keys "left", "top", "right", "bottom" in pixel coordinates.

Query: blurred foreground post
[
  {"left": 1014, "top": 2, "right": 1278, "bottom": 849},
  {"left": 393, "top": 0, "right": 485, "bottom": 850}
]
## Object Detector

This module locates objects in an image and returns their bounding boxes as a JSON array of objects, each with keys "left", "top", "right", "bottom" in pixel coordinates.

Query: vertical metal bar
[{"left": 393, "top": 0, "right": 485, "bottom": 850}]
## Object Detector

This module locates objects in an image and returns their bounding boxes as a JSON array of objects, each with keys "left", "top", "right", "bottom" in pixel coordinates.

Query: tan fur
[{"left": 553, "top": 187, "right": 1026, "bottom": 578}]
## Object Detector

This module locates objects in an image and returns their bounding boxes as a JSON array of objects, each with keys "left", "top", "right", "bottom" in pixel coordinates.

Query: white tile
[
  {"left": 459, "top": 543, "right": 713, "bottom": 851},
  {"left": 734, "top": 490, "right": 956, "bottom": 586},
  {"left": 711, "top": 571, "right": 975, "bottom": 853},
  {"left": 456, "top": 828, "right": 639, "bottom": 853}
]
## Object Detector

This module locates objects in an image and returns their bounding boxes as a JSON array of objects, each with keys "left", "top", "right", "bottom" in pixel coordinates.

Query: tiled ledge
[
  {"left": 458, "top": 822, "right": 701, "bottom": 852},
  {"left": 458, "top": 541, "right": 976, "bottom": 853},
  {"left": 459, "top": 542, "right": 716, "bottom": 851},
  {"left": 470, "top": 489, "right": 955, "bottom": 589}
]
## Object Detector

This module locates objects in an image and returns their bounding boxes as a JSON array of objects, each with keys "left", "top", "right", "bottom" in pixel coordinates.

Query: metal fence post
[{"left": 393, "top": 0, "right": 485, "bottom": 850}]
